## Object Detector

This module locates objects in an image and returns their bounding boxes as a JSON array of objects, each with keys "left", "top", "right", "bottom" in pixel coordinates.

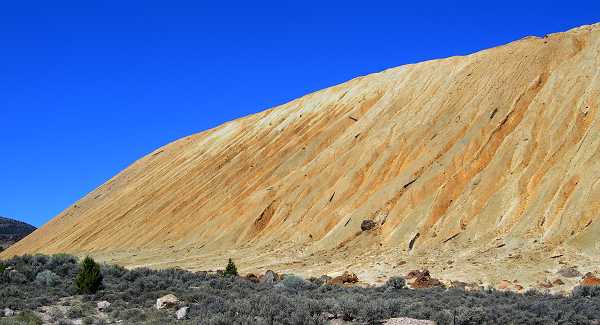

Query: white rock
[
  {"left": 97, "top": 301, "right": 111, "bottom": 311},
  {"left": 383, "top": 317, "right": 435, "bottom": 325},
  {"left": 176, "top": 306, "right": 189, "bottom": 320},
  {"left": 156, "top": 294, "right": 179, "bottom": 310},
  {"left": 3, "top": 308, "right": 15, "bottom": 317}
]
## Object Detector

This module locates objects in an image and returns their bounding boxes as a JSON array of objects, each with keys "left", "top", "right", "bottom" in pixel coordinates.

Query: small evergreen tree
[
  {"left": 224, "top": 258, "right": 238, "bottom": 277},
  {"left": 75, "top": 256, "right": 103, "bottom": 294}
]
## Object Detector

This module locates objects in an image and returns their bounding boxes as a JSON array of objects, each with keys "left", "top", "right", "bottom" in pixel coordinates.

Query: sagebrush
[{"left": 0, "top": 254, "right": 599, "bottom": 324}]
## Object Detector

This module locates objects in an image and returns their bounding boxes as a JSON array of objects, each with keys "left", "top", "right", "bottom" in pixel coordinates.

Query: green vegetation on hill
[{"left": 0, "top": 217, "right": 36, "bottom": 250}]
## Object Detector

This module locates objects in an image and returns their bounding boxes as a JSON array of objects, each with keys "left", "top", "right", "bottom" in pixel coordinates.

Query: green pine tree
[
  {"left": 224, "top": 258, "right": 238, "bottom": 277},
  {"left": 75, "top": 256, "right": 103, "bottom": 294}
]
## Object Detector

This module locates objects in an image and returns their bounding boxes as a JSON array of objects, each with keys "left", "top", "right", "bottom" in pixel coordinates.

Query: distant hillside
[{"left": 0, "top": 217, "right": 36, "bottom": 250}]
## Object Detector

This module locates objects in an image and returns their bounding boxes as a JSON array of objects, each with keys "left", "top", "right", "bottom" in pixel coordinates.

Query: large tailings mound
[{"left": 4, "top": 24, "right": 600, "bottom": 287}]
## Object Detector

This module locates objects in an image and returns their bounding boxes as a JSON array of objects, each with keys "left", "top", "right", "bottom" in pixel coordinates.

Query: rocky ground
[{"left": 85, "top": 234, "right": 600, "bottom": 295}]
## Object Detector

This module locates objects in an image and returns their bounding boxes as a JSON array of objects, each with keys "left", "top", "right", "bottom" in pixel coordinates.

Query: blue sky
[{"left": 1, "top": 1, "right": 599, "bottom": 227}]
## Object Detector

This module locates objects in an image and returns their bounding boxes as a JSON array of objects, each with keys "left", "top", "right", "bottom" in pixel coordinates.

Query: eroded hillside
[{"left": 4, "top": 23, "right": 600, "bottom": 290}]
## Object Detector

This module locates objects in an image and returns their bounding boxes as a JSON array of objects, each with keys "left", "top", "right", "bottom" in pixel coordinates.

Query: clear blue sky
[{"left": 1, "top": 1, "right": 599, "bottom": 227}]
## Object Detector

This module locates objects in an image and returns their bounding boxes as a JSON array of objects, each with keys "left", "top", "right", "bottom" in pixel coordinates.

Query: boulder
[
  {"left": 97, "top": 301, "right": 111, "bottom": 311},
  {"left": 552, "top": 279, "right": 565, "bottom": 286},
  {"left": 245, "top": 273, "right": 260, "bottom": 283},
  {"left": 319, "top": 275, "right": 332, "bottom": 284},
  {"left": 361, "top": 220, "right": 376, "bottom": 231},
  {"left": 449, "top": 281, "right": 468, "bottom": 289},
  {"left": 320, "top": 312, "right": 336, "bottom": 321},
  {"left": 406, "top": 269, "right": 430, "bottom": 279},
  {"left": 156, "top": 294, "right": 180, "bottom": 310},
  {"left": 175, "top": 306, "right": 189, "bottom": 320},
  {"left": 383, "top": 318, "right": 435, "bottom": 325},
  {"left": 497, "top": 280, "right": 512, "bottom": 290},
  {"left": 581, "top": 274, "right": 600, "bottom": 286},
  {"left": 328, "top": 271, "right": 359, "bottom": 285},
  {"left": 260, "top": 270, "right": 281, "bottom": 284},
  {"left": 557, "top": 267, "right": 582, "bottom": 278},
  {"left": 406, "top": 269, "right": 443, "bottom": 289},
  {"left": 3, "top": 308, "right": 15, "bottom": 317},
  {"left": 412, "top": 275, "right": 444, "bottom": 289}
]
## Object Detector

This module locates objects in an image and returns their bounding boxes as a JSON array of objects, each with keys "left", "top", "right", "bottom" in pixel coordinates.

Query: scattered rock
[
  {"left": 176, "top": 306, "right": 189, "bottom": 320},
  {"left": 328, "top": 271, "right": 359, "bottom": 285},
  {"left": 497, "top": 280, "right": 512, "bottom": 290},
  {"left": 406, "top": 269, "right": 429, "bottom": 279},
  {"left": 450, "top": 281, "right": 468, "bottom": 289},
  {"left": 514, "top": 284, "right": 524, "bottom": 291},
  {"left": 557, "top": 266, "right": 582, "bottom": 278},
  {"left": 412, "top": 275, "right": 444, "bottom": 289},
  {"left": 97, "top": 301, "right": 111, "bottom": 311},
  {"left": 3, "top": 308, "right": 15, "bottom": 317},
  {"left": 260, "top": 270, "right": 281, "bottom": 284},
  {"left": 319, "top": 275, "right": 332, "bottom": 284},
  {"left": 245, "top": 273, "right": 260, "bottom": 283},
  {"left": 361, "top": 220, "right": 376, "bottom": 231},
  {"left": 156, "top": 294, "right": 180, "bottom": 310},
  {"left": 383, "top": 317, "right": 436, "bottom": 325},
  {"left": 581, "top": 274, "right": 600, "bottom": 286},
  {"left": 552, "top": 279, "right": 565, "bottom": 286},
  {"left": 320, "top": 312, "right": 336, "bottom": 320},
  {"left": 406, "top": 270, "right": 443, "bottom": 289},
  {"left": 538, "top": 281, "right": 553, "bottom": 289}
]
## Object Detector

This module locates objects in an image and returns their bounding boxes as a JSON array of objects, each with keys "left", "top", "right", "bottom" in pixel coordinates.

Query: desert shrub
[
  {"left": 0, "top": 263, "right": 6, "bottom": 274},
  {"left": 385, "top": 276, "right": 406, "bottom": 290},
  {"left": 75, "top": 257, "right": 103, "bottom": 294},
  {"left": 15, "top": 311, "right": 43, "bottom": 325},
  {"left": 35, "top": 270, "right": 60, "bottom": 286},
  {"left": 280, "top": 275, "right": 315, "bottom": 291},
  {"left": 7, "top": 270, "right": 27, "bottom": 284},
  {"left": 48, "top": 254, "right": 79, "bottom": 277},
  {"left": 573, "top": 285, "right": 600, "bottom": 298},
  {"left": 66, "top": 304, "right": 84, "bottom": 318},
  {"left": 224, "top": 258, "right": 238, "bottom": 277},
  {"left": 81, "top": 317, "right": 94, "bottom": 325},
  {"left": 3, "top": 254, "right": 600, "bottom": 324}
]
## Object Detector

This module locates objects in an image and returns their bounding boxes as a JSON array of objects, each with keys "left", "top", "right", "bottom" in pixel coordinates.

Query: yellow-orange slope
[{"left": 4, "top": 23, "right": 600, "bottom": 288}]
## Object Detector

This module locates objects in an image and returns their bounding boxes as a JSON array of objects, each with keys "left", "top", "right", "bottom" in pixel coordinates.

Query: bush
[
  {"left": 7, "top": 270, "right": 27, "bottom": 284},
  {"left": 224, "top": 258, "right": 238, "bottom": 277},
  {"left": 281, "top": 275, "right": 312, "bottom": 290},
  {"left": 573, "top": 285, "right": 600, "bottom": 298},
  {"left": 75, "top": 257, "right": 103, "bottom": 294},
  {"left": 15, "top": 311, "right": 43, "bottom": 325},
  {"left": 3, "top": 254, "right": 600, "bottom": 324},
  {"left": 35, "top": 270, "right": 60, "bottom": 286},
  {"left": 66, "top": 304, "right": 84, "bottom": 318},
  {"left": 385, "top": 277, "right": 406, "bottom": 290}
]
